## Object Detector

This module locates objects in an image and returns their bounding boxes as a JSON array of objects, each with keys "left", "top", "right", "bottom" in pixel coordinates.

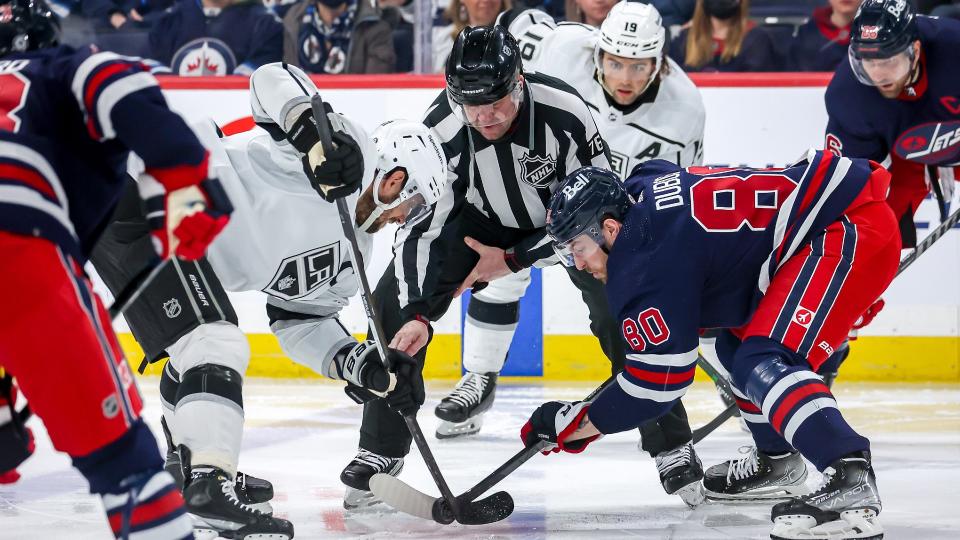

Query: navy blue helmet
[
  {"left": 849, "top": 0, "right": 918, "bottom": 60},
  {"left": 547, "top": 167, "right": 632, "bottom": 266}
]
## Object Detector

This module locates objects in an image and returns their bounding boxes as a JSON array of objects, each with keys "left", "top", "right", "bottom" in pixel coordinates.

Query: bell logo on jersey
[
  {"left": 265, "top": 242, "right": 340, "bottom": 301},
  {"left": 893, "top": 121, "right": 960, "bottom": 165},
  {"left": 519, "top": 151, "right": 557, "bottom": 188}
]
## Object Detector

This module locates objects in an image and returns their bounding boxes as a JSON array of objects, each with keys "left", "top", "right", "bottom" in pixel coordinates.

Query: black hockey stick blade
[{"left": 436, "top": 490, "right": 514, "bottom": 525}]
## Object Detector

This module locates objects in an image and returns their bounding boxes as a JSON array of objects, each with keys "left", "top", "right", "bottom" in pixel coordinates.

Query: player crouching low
[{"left": 524, "top": 153, "right": 899, "bottom": 539}]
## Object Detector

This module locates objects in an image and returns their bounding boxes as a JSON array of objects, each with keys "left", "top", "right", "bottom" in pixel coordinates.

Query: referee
[{"left": 344, "top": 25, "right": 613, "bottom": 494}]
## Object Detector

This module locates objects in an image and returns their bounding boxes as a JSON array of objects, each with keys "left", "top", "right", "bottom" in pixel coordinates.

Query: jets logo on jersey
[
  {"left": 518, "top": 151, "right": 557, "bottom": 188},
  {"left": 893, "top": 120, "right": 960, "bottom": 164},
  {"left": 265, "top": 242, "right": 340, "bottom": 301},
  {"left": 171, "top": 38, "right": 237, "bottom": 76}
]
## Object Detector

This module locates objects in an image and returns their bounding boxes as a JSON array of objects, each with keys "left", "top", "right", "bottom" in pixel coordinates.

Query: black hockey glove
[
  {"left": 331, "top": 341, "right": 391, "bottom": 404},
  {"left": 286, "top": 105, "right": 364, "bottom": 202},
  {"left": 384, "top": 350, "right": 425, "bottom": 417},
  {"left": 520, "top": 400, "right": 601, "bottom": 455}
]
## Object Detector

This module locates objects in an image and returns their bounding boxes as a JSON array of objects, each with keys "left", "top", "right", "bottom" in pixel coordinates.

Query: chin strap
[{"left": 358, "top": 204, "right": 383, "bottom": 233}]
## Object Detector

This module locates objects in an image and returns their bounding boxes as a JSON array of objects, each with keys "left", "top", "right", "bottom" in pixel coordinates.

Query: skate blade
[
  {"left": 674, "top": 481, "right": 705, "bottom": 508},
  {"left": 706, "top": 483, "right": 810, "bottom": 503},
  {"left": 771, "top": 508, "right": 883, "bottom": 540},
  {"left": 435, "top": 416, "right": 483, "bottom": 439},
  {"left": 343, "top": 487, "right": 384, "bottom": 511}
]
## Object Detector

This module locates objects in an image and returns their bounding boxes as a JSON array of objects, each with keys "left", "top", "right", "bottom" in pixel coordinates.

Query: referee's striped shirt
[{"left": 394, "top": 72, "right": 611, "bottom": 321}]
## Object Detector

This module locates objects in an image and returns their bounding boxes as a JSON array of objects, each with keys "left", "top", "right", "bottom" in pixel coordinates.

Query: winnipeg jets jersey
[
  {"left": 134, "top": 115, "right": 377, "bottom": 317},
  {"left": 515, "top": 19, "right": 706, "bottom": 178}
]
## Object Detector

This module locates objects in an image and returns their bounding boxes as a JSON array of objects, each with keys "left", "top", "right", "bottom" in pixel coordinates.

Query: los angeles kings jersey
[{"left": 515, "top": 18, "right": 706, "bottom": 178}]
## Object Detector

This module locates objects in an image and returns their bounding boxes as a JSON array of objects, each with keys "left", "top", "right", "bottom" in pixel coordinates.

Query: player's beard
[{"left": 354, "top": 189, "right": 388, "bottom": 233}]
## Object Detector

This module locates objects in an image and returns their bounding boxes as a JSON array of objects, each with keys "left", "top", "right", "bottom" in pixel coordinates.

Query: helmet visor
[
  {"left": 552, "top": 226, "right": 605, "bottom": 267},
  {"left": 448, "top": 83, "right": 523, "bottom": 128},
  {"left": 848, "top": 46, "right": 913, "bottom": 87},
  {"left": 396, "top": 193, "right": 433, "bottom": 228}
]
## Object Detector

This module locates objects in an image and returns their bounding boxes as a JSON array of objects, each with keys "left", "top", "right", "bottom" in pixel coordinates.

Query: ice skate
[
  {"left": 769, "top": 452, "right": 882, "bottom": 540},
  {"left": 183, "top": 467, "right": 294, "bottom": 540},
  {"left": 434, "top": 371, "right": 497, "bottom": 439},
  {"left": 704, "top": 446, "right": 809, "bottom": 501},
  {"left": 340, "top": 449, "right": 404, "bottom": 510},
  {"left": 654, "top": 442, "right": 705, "bottom": 508},
  {"left": 161, "top": 417, "right": 275, "bottom": 513}
]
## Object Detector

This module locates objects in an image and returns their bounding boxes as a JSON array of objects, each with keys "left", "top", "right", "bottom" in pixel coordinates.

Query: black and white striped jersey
[{"left": 394, "top": 72, "right": 611, "bottom": 321}]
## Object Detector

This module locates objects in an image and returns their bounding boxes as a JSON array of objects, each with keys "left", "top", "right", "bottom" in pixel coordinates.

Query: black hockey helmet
[
  {"left": 547, "top": 167, "right": 633, "bottom": 267},
  {"left": 445, "top": 25, "right": 522, "bottom": 106},
  {"left": 0, "top": 0, "right": 59, "bottom": 56},
  {"left": 849, "top": 0, "right": 918, "bottom": 60}
]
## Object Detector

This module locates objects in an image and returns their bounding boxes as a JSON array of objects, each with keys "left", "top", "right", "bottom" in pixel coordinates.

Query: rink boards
[{"left": 109, "top": 74, "right": 959, "bottom": 382}]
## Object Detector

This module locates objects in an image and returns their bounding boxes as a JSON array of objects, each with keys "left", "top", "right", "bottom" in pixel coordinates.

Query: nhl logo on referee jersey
[{"left": 518, "top": 152, "right": 557, "bottom": 188}]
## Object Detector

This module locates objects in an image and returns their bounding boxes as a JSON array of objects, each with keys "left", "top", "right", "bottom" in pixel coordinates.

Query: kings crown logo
[{"left": 518, "top": 152, "right": 557, "bottom": 188}]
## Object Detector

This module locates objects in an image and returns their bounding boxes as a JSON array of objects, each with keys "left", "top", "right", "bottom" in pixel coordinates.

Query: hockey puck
[{"left": 431, "top": 498, "right": 456, "bottom": 524}]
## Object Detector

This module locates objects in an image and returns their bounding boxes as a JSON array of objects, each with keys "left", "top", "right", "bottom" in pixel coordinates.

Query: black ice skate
[
  {"left": 704, "top": 446, "right": 810, "bottom": 501},
  {"left": 434, "top": 371, "right": 498, "bottom": 439},
  {"left": 770, "top": 452, "right": 883, "bottom": 540},
  {"left": 183, "top": 467, "right": 294, "bottom": 540},
  {"left": 340, "top": 449, "right": 404, "bottom": 510},
  {"left": 654, "top": 442, "right": 705, "bottom": 508},
  {"left": 161, "top": 417, "right": 275, "bottom": 513}
]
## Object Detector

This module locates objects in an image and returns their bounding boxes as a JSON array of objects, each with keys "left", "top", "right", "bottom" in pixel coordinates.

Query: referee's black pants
[{"left": 360, "top": 206, "right": 691, "bottom": 458}]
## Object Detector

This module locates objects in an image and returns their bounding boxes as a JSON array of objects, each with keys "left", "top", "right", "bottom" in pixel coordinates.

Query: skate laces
[
  {"left": 727, "top": 446, "right": 760, "bottom": 482},
  {"left": 656, "top": 443, "right": 693, "bottom": 475},
  {"left": 213, "top": 472, "right": 263, "bottom": 515},
  {"left": 354, "top": 449, "right": 397, "bottom": 473},
  {"left": 445, "top": 373, "right": 487, "bottom": 408}
]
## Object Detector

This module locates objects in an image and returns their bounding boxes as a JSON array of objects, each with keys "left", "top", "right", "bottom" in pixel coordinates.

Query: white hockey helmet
[
  {"left": 359, "top": 119, "right": 447, "bottom": 232},
  {"left": 594, "top": 2, "right": 666, "bottom": 94}
]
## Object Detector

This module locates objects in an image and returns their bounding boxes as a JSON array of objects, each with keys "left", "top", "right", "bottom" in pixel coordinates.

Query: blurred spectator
[
  {"left": 563, "top": 0, "right": 616, "bottom": 25},
  {"left": 635, "top": 0, "right": 696, "bottom": 28},
  {"left": 282, "top": 0, "right": 396, "bottom": 73},
  {"left": 669, "top": 0, "right": 780, "bottom": 71},
  {"left": 264, "top": 0, "right": 301, "bottom": 17},
  {"left": 433, "top": 0, "right": 511, "bottom": 72},
  {"left": 381, "top": 0, "right": 415, "bottom": 71},
  {"left": 149, "top": 0, "right": 283, "bottom": 75},
  {"left": 787, "top": 0, "right": 861, "bottom": 71},
  {"left": 100, "top": 0, "right": 177, "bottom": 29}
]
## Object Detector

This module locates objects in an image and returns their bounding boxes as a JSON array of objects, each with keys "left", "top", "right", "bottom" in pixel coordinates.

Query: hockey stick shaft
[
  {"left": 456, "top": 374, "right": 617, "bottom": 504},
  {"left": 108, "top": 258, "right": 170, "bottom": 321},
  {"left": 309, "top": 95, "right": 462, "bottom": 518},
  {"left": 691, "top": 205, "right": 960, "bottom": 444}
]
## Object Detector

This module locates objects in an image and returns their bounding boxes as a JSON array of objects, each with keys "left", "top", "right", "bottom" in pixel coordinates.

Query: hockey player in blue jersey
[
  {"left": 825, "top": 0, "right": 960, "bottom": 248},
  {"left": 523, "top": 152, "right": 901, "bottom": 539},
  {"left": 0, "top": 1, "right": 233, "bottom": 538}
]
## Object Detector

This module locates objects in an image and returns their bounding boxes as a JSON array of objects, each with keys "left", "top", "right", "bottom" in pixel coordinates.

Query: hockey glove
[
  {"left": 849, "top": 298, "right": 885, "bottom": 340},
  {"left": 286, "top": 106, "right": 364, "bottom": 202},
  {"left": 0, "top": 374, "right": 34, "bottom": 483},
  {"left": 384, "top": 350, "right": 425, "bottom": 417},
  {"left": 139, "top": 175, "right": 233, "bottom": 261},
  {"left": 521, "top": 400, "right": 601, "bottom": 455},
  {"left": 330, "top": 340, "right": 392, "bottom": 404}
]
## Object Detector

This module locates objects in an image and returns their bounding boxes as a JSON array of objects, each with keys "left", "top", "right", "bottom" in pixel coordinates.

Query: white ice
[{"left": 2, "top": 379, "right": 958, "bottom": 539}]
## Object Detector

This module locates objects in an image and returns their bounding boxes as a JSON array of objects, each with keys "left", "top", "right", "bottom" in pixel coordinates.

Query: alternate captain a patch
[{"left": 518, "top": 151, "right": 557, "bottom": 188}]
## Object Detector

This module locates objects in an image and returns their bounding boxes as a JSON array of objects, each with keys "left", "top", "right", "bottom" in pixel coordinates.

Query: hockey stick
[
  {"left": 108, "top": 258, "right": 170, "bottom": 320},
  {"left": 308, "top": 96, "right": 477, "bottom": 525},
  {"left": 370, "top": 374, "right": 617, "bottom": 525},
  {"left": 690, "top": 204, "right": 960, "bottom": 444}
]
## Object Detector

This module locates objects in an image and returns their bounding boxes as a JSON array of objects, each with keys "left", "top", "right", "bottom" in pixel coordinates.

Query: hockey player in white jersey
[
  {"left": 91, "top": 63, "right": 443, "bottom": 536},
  {"left": 435, "top": 2, "right": 708, "bottom": 507}
]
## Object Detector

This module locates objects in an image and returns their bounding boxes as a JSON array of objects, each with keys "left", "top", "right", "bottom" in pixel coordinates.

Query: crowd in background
[{"left": 54, "top": 0, "right": 960, "bottom": 75}]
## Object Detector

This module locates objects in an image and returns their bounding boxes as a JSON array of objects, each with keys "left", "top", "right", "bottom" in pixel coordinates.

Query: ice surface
[{"left": 2, "top": 380, "right": 958, "bottom": 539}]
